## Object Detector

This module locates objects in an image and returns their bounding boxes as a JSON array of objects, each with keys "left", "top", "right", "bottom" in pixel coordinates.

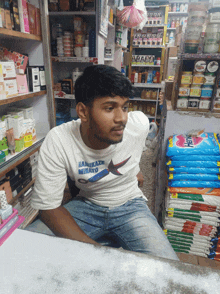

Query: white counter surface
[{"left": 1, "top": 229, "right": 220, "bottom": 294}]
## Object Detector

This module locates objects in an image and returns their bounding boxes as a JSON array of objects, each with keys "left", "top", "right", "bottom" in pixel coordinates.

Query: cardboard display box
[{"left": 177, "top": 253, "right": 220, "bottom": 270}]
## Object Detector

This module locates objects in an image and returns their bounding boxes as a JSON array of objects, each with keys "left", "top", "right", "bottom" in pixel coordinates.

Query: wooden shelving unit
[
  {"left": 0, "top": 28, "right": 42, "bottom": 41},
  {"left": 9, "top": 178, "right": 36, "bottom": 206},
  {"left": 0, "top": 91, "right": 47, "bottom": 106}
]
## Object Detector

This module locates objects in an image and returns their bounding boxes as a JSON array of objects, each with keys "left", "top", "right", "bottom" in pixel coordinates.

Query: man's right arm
[{"left": 39, "top": 206, "right": 100, "bottom": 246}]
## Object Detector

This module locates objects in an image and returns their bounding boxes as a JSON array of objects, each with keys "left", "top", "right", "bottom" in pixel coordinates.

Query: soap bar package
[
  {"left": 4, "top": 79, "right": 18, "bottom": 98},
  {"left": 1, "top": 61, "right": 16, "bottom": 79}
]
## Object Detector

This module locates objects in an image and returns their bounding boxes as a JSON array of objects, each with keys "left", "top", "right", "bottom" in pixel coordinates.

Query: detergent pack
[{"left": 167, "top": 132, "right": 220, "bottom": 156}]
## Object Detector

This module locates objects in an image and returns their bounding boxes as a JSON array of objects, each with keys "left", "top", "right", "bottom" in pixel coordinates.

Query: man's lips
[{"left": 111, "top": 127, "right": 125, "bottom": 135}]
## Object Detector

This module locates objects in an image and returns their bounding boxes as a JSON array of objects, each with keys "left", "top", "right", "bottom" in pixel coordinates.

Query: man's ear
[{"left": 76, "top": 102, "right": 89, "bottom": 122}]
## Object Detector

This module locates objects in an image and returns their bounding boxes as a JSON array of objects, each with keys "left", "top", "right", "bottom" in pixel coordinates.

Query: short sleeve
[{"left": 31, "top": 129, "right": 67, "bottom": 210}]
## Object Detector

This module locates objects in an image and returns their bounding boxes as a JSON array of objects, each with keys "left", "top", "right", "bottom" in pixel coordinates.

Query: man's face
[{"left": 87, "top": 96, "right": 129, "bottom": 148}]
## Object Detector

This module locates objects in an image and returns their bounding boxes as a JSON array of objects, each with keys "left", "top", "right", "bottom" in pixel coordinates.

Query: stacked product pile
[{"left": 164, "top": 131, "right": 220, "bottom": 261}]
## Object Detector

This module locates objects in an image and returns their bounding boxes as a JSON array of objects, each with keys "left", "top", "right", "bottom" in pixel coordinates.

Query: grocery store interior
[{"left": 1, "top": 0, "right": 220, "bottom": 292}]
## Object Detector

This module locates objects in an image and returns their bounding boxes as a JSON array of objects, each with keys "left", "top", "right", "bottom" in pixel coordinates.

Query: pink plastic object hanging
[{"left": 117, "top": 3, "right": 145, "bottom": 28}]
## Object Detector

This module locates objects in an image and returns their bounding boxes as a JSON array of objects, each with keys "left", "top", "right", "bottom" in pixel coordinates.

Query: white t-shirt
[{"left": 31, "top": 111, "right": 149, "bottom": 209}]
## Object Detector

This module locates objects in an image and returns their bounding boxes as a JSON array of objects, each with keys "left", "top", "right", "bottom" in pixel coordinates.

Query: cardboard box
[
  {"left": 176, "top": 25, "right": 182, "bottom": 35},
  {"left": 27, "top": 2, "right": 36, "bottom": 34},
  {"left": 10, "top": 0, "right": 20, "bottom": 31},
  {"left": 175, "top": 33, "right": 182, "bottom": 47},
  {"left": 177, "top": 253, "right": 220, "bottom": 270},
  {"left": 1, "top": 61, "right": 16, "bottom": 79},
  {"left": 35, "top": 8, "right": 41, "bottom": 36},
  {"left": 166, "top": 57, "right": 178, "bottom": 79},
  {"left": 4, "top": 79, "right": 18, "bottom": 98},
  {"left": 168, "top": 46, "right": 178, "bottom": 58},
  {"left": 165, "top": 80, "right": 173, "bottom": 101}
]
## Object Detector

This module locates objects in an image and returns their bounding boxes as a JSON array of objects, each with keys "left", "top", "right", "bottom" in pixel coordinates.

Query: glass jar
[
  {"left": 192, "top": 73, "right": 204, "bottom": 85},
  {"left": 179, "top": 85, "right": 190, "bottom": 96},
  {"left": 181, "top": 72, "right": 192, "bottom": 84},
  {"left": 190, "top": 85, "right": 201, "bottom": 97},
  {"left": 201, "top": 85, "right": 213, "bottom": 97},
  {"left": 204, "top": 73, "right": 216, "bottom": 85},
  {"left": 204, "top": 23, "right": 220, "bottom": 53}
]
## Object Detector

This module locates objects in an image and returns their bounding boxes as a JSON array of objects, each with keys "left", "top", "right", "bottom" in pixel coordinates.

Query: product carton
[
  {"left": 4, "top": 79, "right": 18, "bottom": 98},
  {"left": 18, "top": 107, "right": 34, "bottom": 119},
  {"left": 1, "top": 61, "right": 16, "bottom": 79},
  {"left": 166, "top": 57, "right": 178, "bottom": 79}
]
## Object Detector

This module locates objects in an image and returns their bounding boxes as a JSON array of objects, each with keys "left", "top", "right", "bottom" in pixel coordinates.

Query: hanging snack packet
[
  {"left": 168, "top": 173, "right": 220, "bottom": 181},
  {"left": 168, "top": 167, "right": 220, "bottom": 174},
  {"left": 168, "top": 180, "right": 220, "bottom": 188},
  {"left": 167, "top": 132, "right": 220, "bottom": 156},
  {"left": 168, "top": 155, "right": 220, "bottom": 162},
  {"left": 167, "top": 160, "right": 220, "bottom": 168},
  {"left": 168, "top": 187, "right": 220, "bottom": 195}
]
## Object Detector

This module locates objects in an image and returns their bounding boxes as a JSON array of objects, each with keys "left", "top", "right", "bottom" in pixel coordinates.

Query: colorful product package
[
  {"left": 168, "top": 167, "right": 220, "bottom": 174},
  {"left": 168, "top": 187, "right": 220, "bottom": 196},
  {"left": 168, "top": 155, "right": 220, "bottom": 162},
  {"left": 167, "top": 132, "right": 220, "bottom": 156},
  {"left": 168, "top": 180, "right": 220, "bottom": 188},
  {"left": 168, "top": 173, "right": 220, "bottom": 181},
  {"left": 167, "top": 160, "right": 220, "bottom": 168},
  {"left": 169, "top": 193, "right": 220, "bottom": 206}
]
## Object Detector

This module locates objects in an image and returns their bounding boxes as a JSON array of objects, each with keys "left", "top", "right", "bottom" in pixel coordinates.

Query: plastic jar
[
  {"left": 75, "top": 32, "right": 84, "bottom": 47},
  {"left": 201, "top": 85, "right": 213, "bottom": 97},
  {"left": 194, "top": 60, "right": 206, "bottom": 73},
  {"left": 204, "top": 73, "right": 216, "bottom": 85},
  {"left": 192, "top": 73, "right": 204, "bottom": 85},
  {"left": 199, "top": 100, "right": 211, "bottom": 110},
  {"left": 181, "top": 72, "right": 192, "bottom": 84},
  {"left": 179, "top": 85, "right": 190, "bottom": 96},
  {"left": 204, "top": 23, "right": 220, "bottom": 53},
  {"left": 190, "top": 85, "right": 201, "bottom": 97},
  {"left": 207, "top": 61, "right": 219, "bottom": 73},
  {"left": 177, "top": 98, "right": 188, "bottom": 109},
  {"left": 188, "top": 98, "right": 199, "bottom": 108}
]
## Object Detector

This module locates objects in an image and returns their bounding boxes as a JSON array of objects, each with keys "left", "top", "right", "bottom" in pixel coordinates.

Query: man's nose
[{"left": 114, "top": 108, "right": 127, "bottom": 124}]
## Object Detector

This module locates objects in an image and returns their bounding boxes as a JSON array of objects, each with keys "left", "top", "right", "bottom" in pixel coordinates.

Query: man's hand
[{"left": 136, "top": 171, "right": 144, "bottom": 187}]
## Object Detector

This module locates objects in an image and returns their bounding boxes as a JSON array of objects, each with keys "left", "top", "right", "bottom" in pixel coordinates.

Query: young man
[{"left": 30, "top": 65, "right": 178, "bottom": 261}]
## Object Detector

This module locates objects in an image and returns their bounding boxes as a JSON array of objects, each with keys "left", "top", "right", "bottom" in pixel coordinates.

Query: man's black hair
[{"left": 74, "top": 64, "right": 134, "bottom": 105}]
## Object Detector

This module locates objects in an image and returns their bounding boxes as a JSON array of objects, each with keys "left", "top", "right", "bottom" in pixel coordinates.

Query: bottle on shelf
[
  {"left": 167, "top": 19, "right": 171, "bottom": 28},
  {"left": 166, "top": 31, "right": 169, "bottom": 43},
  {"left": 176, "top": 3, "right": 180, "bottom": 12},
  {"left": 180, "top": 4, "right": 184, "bottom": 13},
  {"left": 176, "top": 18, "right": 180, "bottom": 28},
  {"left": 156, "top": 71, "right": 160, "bottom": 83},
  {"left": 171, "top": 19, "right": 176, "bottom": 28},
  {"left": 169, "top": 31, "right": 174, "bottom": 45},
  {"left": 173, "top": 3, "right": 176, "bottom": 12},
  {"left": 147, "top": 70, "right": 153, "bottom": 84}
]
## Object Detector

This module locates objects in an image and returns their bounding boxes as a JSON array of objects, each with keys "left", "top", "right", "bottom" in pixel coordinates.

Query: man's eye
[{"left": 106, "top": 107, "right": 113, "bottom": 111}]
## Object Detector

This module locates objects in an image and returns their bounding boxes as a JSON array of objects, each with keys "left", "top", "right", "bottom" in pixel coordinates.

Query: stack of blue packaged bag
[{"left": 166, "top": 132, "right": 220, "bottom": 188}]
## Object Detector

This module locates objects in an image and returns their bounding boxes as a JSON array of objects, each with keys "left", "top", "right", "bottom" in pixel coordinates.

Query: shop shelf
[
  {"left": 134, "top": 83, "right": 162, "bottom": 88},
  {"left": 52, "top": 56, "right": 98, "bottom": 63},
  {"left": 0, "top": 135, "right": 45, "bottom": 178},
  {"left": 131, "top": 64, "right": 161, "bottom": 67},
  {"left": 144, "top": 24, "right": 166, "bottom": 28},
  {"left": 9, "top": 178, "right": 36, "bottom": 206},
  {"left": 133, "top": 45, "right": 165, "bottom": 48},
  {"left": 0, "top": 28, "right": 41, "bottom": 41},
  {"left": 0, "top": 91, "right": 47, "bottom": 106},
  {"left": 181, "top": 53, "right": 220, "bottom": 60},
  {"left": 131, "top": 98, "right": 158, "bottom": 102},
  {"left": 49, "top": 11, "right": 95, "bottom": 16},
  {"left": 168, "top": 12, "right": 188, "bottom": 15}
]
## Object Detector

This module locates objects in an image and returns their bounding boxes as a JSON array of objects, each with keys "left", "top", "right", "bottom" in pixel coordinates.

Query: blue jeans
[{"left": 26, "top": 197, "right": 178, "bottom": 261}]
